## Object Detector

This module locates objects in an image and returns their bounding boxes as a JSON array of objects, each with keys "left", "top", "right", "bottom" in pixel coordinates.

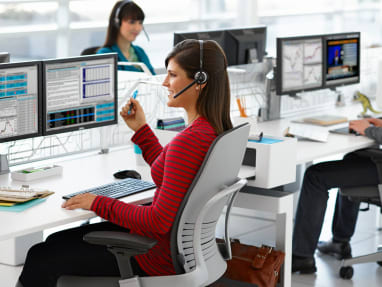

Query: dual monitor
[
  {"left": 0, "top": 53, "right": 118, "bottom": 143},
  {"left": 276, "top": 32, "right": 360, "bottom": 95},
  {"left": 174, "top": 26, "right": 267, "bottom": 65}
]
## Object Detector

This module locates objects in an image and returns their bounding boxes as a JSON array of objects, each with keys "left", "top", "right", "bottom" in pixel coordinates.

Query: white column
[
  {"left": 236, "top": 0, "right": 258, "bottom": 26},
  {"left": 56, "top": 0, "right": 71, "bottom": 58}
]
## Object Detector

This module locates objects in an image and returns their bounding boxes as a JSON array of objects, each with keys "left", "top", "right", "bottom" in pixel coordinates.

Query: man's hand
[
  {"left": 62, "top": 193, "right": 97, "bottom": 210},
  {"left": 366, "top": 118, "right": 382, "bottom": 127},
  {"left": 349, "top": 119, "right": 371, "bottom": 135}
]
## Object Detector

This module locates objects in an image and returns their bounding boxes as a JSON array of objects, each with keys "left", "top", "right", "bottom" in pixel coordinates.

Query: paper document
[{"left": 288, "top": 123, "right": 329, "bottom": 142}]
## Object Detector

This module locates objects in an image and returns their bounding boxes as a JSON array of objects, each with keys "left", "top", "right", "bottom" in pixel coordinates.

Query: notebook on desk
[{"left": 294, "top": 115, "right": 348, "bottom": 126}]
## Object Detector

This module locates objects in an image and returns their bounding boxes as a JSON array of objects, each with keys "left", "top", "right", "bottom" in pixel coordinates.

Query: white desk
[{"left": 0, "top": 147, "right": 155, "bottom": 243}]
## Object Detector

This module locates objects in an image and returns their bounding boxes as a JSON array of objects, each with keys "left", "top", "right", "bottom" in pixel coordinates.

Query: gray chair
[
  {"left": 57, "top": 123, "right": 250, "bottom": 287},
  {"left": 339, "top": 185, "right": 382, "bottom": 279},
  {"left": 81, "top": 46, "right": 100, "bottom": 56}
]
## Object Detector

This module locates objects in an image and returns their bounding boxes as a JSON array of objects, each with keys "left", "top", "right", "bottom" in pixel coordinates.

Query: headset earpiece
[
  {"left": 194, "top": 71, "right": 208, "bottom": 85},
  {"left": 195, "top": 40, "right": 208, "bottom": 85},
  {"left": 114, "top": 0, "right": 132, "bottom": 28}
]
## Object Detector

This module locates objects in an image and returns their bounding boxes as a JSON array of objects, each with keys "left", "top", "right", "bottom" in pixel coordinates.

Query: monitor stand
[
  {"left": 332, "top": 88, "right": 346, "bottom": 107},
  {"left": 0, "top": 154, "right": 10, "bottom": 175}
]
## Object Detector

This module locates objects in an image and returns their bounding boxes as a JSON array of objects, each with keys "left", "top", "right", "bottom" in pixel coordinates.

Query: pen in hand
[{"left": 128, "top": 90, "right": 138, "bottom": 115}]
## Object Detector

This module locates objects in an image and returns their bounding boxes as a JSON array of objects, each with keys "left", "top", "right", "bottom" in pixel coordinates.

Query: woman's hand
[
  {"left": 120, "top": 98, "right": 147, "bottom": 132},
  {"left": 349, "top": 119, "right": 371, "bottom": 135},
  {"left": 61, "top": 193, "right": 97, "bottom": 210}
]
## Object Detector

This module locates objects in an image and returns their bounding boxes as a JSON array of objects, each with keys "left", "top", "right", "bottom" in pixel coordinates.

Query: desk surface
[
  {"left": 0, "top": 103, "right": 377, "bottom": 241},
  {"left": 254, "top": 104, "right": 376, "bottom": 164},
  {"left": 0, "top": 147, "right": 154, "bottom": 241}
]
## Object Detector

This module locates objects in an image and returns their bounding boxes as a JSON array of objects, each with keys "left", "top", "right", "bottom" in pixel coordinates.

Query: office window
[{"left": 0, "top": 2, "right": 58, "bottom": 26}]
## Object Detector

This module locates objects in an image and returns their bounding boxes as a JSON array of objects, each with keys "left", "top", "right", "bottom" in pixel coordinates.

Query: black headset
[
  {"left": 173, "top": 40, "right": 208, "bottom": 99},
  {"left": 113, "top": 0, "right": 150, "bottom": 41}
]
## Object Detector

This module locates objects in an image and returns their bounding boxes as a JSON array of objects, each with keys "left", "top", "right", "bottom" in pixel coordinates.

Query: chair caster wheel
[{"left": 339, "top": 266, "right": 353, "bottom": 279}]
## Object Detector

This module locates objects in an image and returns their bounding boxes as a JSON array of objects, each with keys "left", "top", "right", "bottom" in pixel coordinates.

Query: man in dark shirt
[{"left": 292, "top": 117, "right": 382, "bottom": 273}]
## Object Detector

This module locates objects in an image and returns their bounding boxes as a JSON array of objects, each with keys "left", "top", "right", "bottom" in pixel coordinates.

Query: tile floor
[{"left": 1, "top": 189, "right": 381, "bottom": 287}]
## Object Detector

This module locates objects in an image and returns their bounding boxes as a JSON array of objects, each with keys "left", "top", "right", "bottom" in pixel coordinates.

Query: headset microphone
[
  {"left": 173, "top": 40, "right": 208, "bottom": 99},
  {"left": 173, "top": 79, "right": 198, "bottom": 99}
]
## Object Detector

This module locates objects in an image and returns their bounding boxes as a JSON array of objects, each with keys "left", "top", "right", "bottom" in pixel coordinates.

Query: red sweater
[{"left": 91, "top": 117, "right": 217, "bottom": 276}]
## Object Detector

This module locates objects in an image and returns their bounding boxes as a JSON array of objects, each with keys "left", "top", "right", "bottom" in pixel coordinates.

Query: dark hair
[
  {"left": 165, "top": 39, "right": 233, "bottom": 134},
  {"left": 103, "top": 1, "right": 145, "bottom": 48}
]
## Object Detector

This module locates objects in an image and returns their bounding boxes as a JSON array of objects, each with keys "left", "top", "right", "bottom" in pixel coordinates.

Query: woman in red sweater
[{"left": 18, "top": 39, "right": 232, "bottom": 287}]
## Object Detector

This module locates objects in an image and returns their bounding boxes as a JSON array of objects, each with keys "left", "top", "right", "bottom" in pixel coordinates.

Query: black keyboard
[{"left": 63, "top": 178, "right": 156, "bottom": 200}]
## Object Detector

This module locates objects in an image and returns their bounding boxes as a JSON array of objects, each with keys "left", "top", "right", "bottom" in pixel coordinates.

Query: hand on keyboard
[{"left": 62, "top": 193, "right": 97, "bottom": 211}]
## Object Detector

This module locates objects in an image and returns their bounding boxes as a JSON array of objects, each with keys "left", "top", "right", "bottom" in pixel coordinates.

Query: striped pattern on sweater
[{"left": 91, "top": 117, "right": 217, "bottom": 276}]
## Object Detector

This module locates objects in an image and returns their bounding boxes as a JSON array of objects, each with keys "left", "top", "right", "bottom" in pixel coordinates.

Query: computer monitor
[
  {"left": 224, "top": 26, "right": 267, "bottom": 65},
  {"left": 276, "top": 35, "right": 324, "bottom": 95},
  {"left": 173, "top": 27, "right": 267, "bottom": 66},
  {"left": 173, "top": 29, "right": 226, "bottom": 55},
  {"left": 42, "top": 53, "right": 118, "bottom": 136},
  {"left": 0, "top": 52, "right": 10, "bottom": 63},
  {"left": 276, "top": 32, "right": 360, "bottom": 95},
  {"left": 324, "top": 32, "right": 360, "bottom": 88},
  {"left": 0, "top": 61, "right": 42, "bottom": 142}
]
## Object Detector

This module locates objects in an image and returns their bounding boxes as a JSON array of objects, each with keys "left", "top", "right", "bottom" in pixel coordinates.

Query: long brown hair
[
  {"left": 165, "top": 39, "right": 232, "bottom": 134},
  {"left": 102, "top": 1, "right": 145, "bottom": 48}
]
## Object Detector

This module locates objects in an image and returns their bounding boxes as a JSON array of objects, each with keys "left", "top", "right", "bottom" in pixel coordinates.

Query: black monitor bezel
[
  {"left": 323, "top": 32, "right": 360, "bottom": 90},
  {"left": 0, "top": 60, "right": 43, "bottom": 143},
  {"left": 224, "top": 26, "right": 267, "bottom": 65},
  {"left": 42, "top": 53, "right": 118, "bottom": 136},
  {"left": 276, "top": 32, "right": 361, "bottom": 96}
]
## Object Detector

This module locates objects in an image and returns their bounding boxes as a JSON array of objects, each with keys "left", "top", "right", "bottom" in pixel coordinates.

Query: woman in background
[{"left": 97, "top": 0, "right": 155, "bottom": 74}]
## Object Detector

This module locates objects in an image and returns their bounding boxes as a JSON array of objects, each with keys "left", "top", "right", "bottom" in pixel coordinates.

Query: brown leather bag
[{"left": 222, "top": 239, "right": 285, "bottom": 287}]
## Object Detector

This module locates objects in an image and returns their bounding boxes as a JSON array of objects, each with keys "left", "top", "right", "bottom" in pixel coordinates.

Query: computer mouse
[{"left": 113, "top": 170, "right": 141, "bottom": 180}]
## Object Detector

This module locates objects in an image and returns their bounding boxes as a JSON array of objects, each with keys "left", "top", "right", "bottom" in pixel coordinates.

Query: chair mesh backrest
[{"left": 170, "top": 123, "right": 250, "bottom": 274}]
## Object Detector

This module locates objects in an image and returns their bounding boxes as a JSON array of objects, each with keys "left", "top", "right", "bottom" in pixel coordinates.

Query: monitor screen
[
  {"left": 42, "top": 53, "right": 118, "bottom": 136},
  {"left": 0, "top": 52, "right": 10, "bottom": 64},
  {"left": 276, "top": 35, "right": 324, "bottom": 95},
  {"left": 324, "top": 32, "right": 360, "bottom": 87},
  {"left": 0, "top": 61, "right": 42, "bottom": 142},
  {"left": 224, "top": 26, "right": 267, "bottom": 65}
]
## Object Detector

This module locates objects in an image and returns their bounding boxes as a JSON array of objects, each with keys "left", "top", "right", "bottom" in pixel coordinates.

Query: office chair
[
  {"left": 80, "top": 46, "right": 100, "bottom": 55},
  {"left": 57, "top": 123, "right": 250, "bottom": 287},
  {"left": 338, "top": 184, "right": 382, "bottom": 279}
]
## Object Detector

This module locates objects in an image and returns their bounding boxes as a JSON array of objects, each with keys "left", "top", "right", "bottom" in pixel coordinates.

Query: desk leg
[{"left": 275, "top": 200, "right": 293, "bottom": 287}]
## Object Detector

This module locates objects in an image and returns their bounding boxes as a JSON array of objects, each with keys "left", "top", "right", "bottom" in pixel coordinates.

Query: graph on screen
[{"left": 281, "top": 38, "right": 322, "bottom": 92}]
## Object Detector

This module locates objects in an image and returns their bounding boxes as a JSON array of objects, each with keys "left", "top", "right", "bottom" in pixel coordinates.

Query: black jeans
[
  {"left": 292, "top": 150, "right": 379, "bottom": 257},
  {"left": 19, "top": 222, "right": 147, "bottom": 287}
]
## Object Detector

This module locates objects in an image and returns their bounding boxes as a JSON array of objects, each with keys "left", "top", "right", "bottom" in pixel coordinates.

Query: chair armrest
[{"left": 84, "top": 231, "right": 157, "bottom": 251}]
